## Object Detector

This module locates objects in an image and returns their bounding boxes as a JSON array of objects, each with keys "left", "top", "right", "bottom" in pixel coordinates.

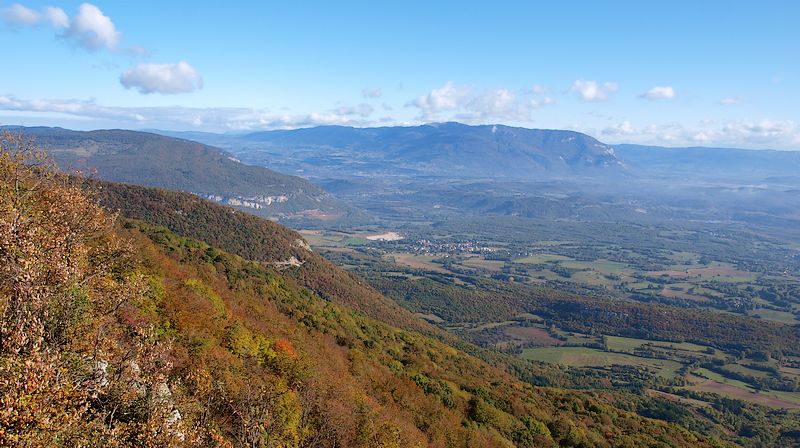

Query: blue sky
[{"left": 1, "top": 1, "right": 798, "bottom": 148}]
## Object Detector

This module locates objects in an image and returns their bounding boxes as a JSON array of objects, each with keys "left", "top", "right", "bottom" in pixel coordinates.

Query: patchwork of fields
[{"left": 300, "top": 225, "right": 800, "bottom": 410}]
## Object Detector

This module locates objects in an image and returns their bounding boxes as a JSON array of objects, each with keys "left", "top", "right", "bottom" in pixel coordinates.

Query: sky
[{"left": 1, "top": 0, "right": 799, "bottom": 149}]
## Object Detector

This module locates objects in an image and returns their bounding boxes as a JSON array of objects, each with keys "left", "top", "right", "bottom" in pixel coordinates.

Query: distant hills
[
  {"left": 178, "top": 122, "right": 629, "bottom": 180},
  {"left": 155, "top": 123, "right": 800, "bottom": 186},
  {"left": 2, "top": 126, "right": 355, "bottom": 222},
  {"left": 615, "top": 144, "right": 800, "bottom": 184}
]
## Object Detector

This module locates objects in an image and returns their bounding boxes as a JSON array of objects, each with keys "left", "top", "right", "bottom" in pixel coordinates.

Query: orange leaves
[
  {"left": 274, "top": 337, "right": 298, "bottom": 359},
  {"left": 0, "top": 354, "right": 90, "bottom": 446}
]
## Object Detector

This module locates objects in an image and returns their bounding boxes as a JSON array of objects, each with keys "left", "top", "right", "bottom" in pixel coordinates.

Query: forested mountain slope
[
  {"left": 1, "top": 126, "right": 353, "bottom": 222},
  {"left": 0, "top": 133, "right": 726, "bottom": 447}
]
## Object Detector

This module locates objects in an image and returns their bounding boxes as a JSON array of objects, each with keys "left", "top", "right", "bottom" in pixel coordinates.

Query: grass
[
  {"left": 571, "top": 270, "right": 615, "bottom": 287},
  {"left": 460, "top": 257, "right": 505, "bottom": 272},
  {"left": 685, "top": 369, "right": 800, "bottom": 409},
  {"left": 667, "top": 251, "right": 701, "bottom": 262},
  {"left": 724, "top": 363, "right": 773, "bottom": 380},
  {"left": 605, "top": 336, "right": 726, "bottom": 360},
  {"left": 343, "top": 237, "right": 368, "bottom": 246},
  {"left": 694, "top": 368, "right": 753, "bottom": 390},
  {"left": 534, "top": 240, "right": 573, "bottom": 246},
  {"left": 561, "top": 260, "right": 628, "bottom": 272},
  {"left": 763, "top": 390, "right": 800, "bottom": 406},
  {"left": 514, "top": 253, "right": 571, "bottom": 264},
  {"left": 389, "top": 253, "right": 453, "bottom": 274},
  {"left": 749, "top": 308, "right": 799, "bottom": 325},
  {"left": 520, "top": 346, "right": 683, "bottom": 379}
]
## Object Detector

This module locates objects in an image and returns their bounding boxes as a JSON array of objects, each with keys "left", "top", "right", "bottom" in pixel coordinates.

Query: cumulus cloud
[
  {"left": 1, "top": 3, "right": 68, "bottom": 29},
  {"left": 120, "top": 61, "right": 203, "bottom": 94},
  {"left": 64, "top": 3, "right": 120, "bottom": 50},
  {"left": 409, "top": 81, "right": 472, "bottom": 114},
  {"left": 465, "top": 89, "right": 517, "bottom": 117},
  {"left": 362, "top": 88, "right": 382, "bottom": 99},
  {"left": 43, "top": 6, "right": 68, "bottom": 28},
  {"left": 572, "top": 80, "right": 618, "bottom": 102},
  {"left": 1, "top": 3, "right": 142, "bottom": 54},
  {"left": 1, "top": 3, "right": 40, "bottom": 27},
  {"left": 602, "top": 121, "right": 636, "bottom": 136},
  {"left": 641, "top": 86, "right": 675, "bottom": 100},
  {"left": 407, "top": 82, "right": 555, "bottom": 122}
]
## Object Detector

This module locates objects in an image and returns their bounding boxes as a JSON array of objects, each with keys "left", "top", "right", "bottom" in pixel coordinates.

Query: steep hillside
[
  {"left": 202, "top": 123, "right": 628, "bottom": 180},
  {"left": 93, "top": 181, "right": 800, "bottom": 359},
  {"left": 0, "top": 135, "right": 726, "bottom": 447},
  {"left": 92, "top": 180, "right": 425, "bottom": 333},
  {"left": 3, "top": 126, "right": 354, "bottom": 222}
]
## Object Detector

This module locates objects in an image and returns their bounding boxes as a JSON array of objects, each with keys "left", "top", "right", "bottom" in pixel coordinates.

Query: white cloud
[
  {"left": 408, "top": 83, "right": 555, "bottom": 122},
  {"left": 362, "top": 88, "right": 382, "bottom": 99},
  {"left": 43, "top": 6, "right": 68, "bottom": 29},
  {"left": 466, "top": 89, "right": 517, "bottom": 117},
  {"left": 720, "top": 97, "right": 741, "bottom": 105},
  {"left": 1, "top": 3, "right": 40, "bottom": 27},
  {"left": 409, "top": 81, "right": 471, "bottom": 114},
  {"left": 65, "top": 3, "right": 120, "bottom": 50},
  {"left": 120, "top": 61, "right": 203, "bottom": 94},
  {"left": 1, "top": 3, "right": 67, "bottom": 29},
  {"left": 2, "top": 3, "right": 132, "bottom": 52},
  {"left": 602, "top": 121, "right": 636, "bottom": 136},
  {"left": 5, "top": 92, "right": 799, "bottom": 149},
  {"left": 592, "top": 118, "right": 800, "bottom": 149},
  {"left": 0, "top": 95, "right": 383, "bottom": 131},
  {"left": 641, "top": 86, "right": 675, "bottom": 100},
  {"left": 572, "top": 80, "right": 618, "bottom": 102}
]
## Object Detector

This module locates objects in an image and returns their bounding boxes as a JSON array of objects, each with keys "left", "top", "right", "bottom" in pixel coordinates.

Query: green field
[
  {"left": 343, "top": 236, "right": 368, "bottom": 246},
  {"left": 749, "top": 308, "right": 799, "bottom": 325},
  {"left": 514, "top": 253, "right": 572, "bottom": 263},
  {"left": 561, "top": 260, "right": 628, "bottom": 271},
  {"left": 605, "top": 336, "right": 722, "bottom": 358},
  {"left": 521, "top": 346, "right": 683, "bottom": 378}
]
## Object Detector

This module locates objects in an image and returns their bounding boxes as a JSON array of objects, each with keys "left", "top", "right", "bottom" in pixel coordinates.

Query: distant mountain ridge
[
  {"left": 152, "top": 123, "right": 800, "bottom": 185},
  {"left": 210, "top": 122, "right": 628, "bottom": 180},
  {"left": 2, "top": 125, "right": 354, "bottom": 222},
  {"left": 615, "top": 143, "right": 800, "bottom": 184}
]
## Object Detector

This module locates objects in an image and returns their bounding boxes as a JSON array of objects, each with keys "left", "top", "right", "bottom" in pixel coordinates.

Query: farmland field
[{"left": 521, "top": 346, "right": 683, "bottom": 379}]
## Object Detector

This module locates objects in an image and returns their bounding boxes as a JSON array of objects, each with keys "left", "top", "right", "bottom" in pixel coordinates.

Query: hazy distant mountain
[
  {"left": 615, "top": 144, "right": 800, "bottom": 185},
  {"left": 4, "top": 126, "right": 354, "bottom": 222},
  {"left": 218, "top": 123, "right": 628, "bottom": 180}
]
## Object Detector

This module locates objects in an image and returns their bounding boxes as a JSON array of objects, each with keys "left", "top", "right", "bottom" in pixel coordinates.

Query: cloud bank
[{"left": 0, "top": 95, "right": 381, "bottom": 131}]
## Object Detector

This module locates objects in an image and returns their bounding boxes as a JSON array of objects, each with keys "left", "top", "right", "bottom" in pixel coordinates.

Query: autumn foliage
[{"left": 0, "top": 133, "right": 726, "bottom": 447}]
